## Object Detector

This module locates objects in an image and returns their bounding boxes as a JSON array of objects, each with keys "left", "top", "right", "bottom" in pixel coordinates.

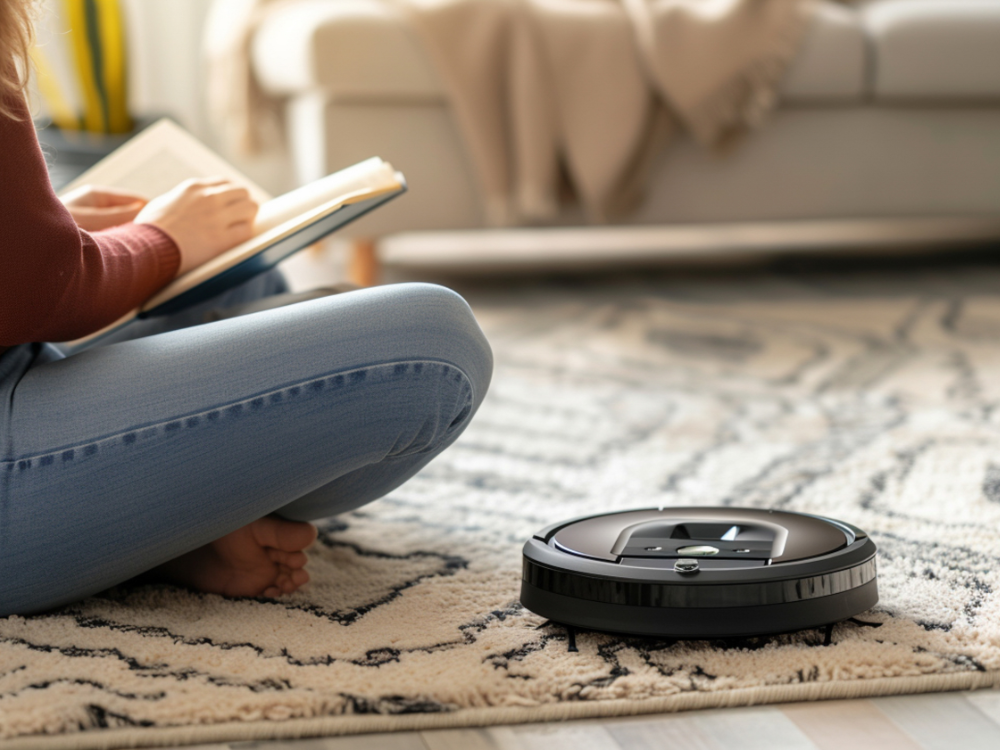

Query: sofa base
[
  {"left": 289, "top": 100, "right": 1000, "bottom": 242},
  {"left": 372, "top": 216, "right": 1000, "bottom": 278}
]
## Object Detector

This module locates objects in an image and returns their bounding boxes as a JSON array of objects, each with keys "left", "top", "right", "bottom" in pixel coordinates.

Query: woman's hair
[{"left": 0, "top": 0, "right": 37, "bottom": 119}]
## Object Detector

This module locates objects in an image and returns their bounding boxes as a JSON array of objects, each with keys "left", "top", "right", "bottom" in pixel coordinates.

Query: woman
[{"left": 0, "top": 0, "right": 492, "bottom": 616}]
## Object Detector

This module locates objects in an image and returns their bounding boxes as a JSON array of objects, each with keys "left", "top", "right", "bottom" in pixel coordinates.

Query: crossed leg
[{"left": 0, "top": 282, "right": 492, "bottom": 615}]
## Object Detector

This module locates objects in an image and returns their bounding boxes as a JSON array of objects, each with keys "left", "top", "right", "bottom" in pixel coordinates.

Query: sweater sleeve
[{"left": 0, "top": 94, "right": 181, "bottom": 347}]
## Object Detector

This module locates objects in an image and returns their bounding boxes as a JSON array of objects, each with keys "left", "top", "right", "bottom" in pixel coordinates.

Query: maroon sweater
[{"left": 0, "top": 94, "right": 180, "bottom": 354}]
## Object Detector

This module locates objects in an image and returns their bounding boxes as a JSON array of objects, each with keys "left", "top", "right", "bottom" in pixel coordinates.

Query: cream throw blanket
[{"left": 206, "top": 0, "right": 820, "bottom": 224}]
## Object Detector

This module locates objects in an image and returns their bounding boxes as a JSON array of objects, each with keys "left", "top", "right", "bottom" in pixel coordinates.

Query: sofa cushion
[
  {"left": 780, "top": 1, "right": 867, "bottom": 101},
  {"left": 864, "top": 0, "right": 1000, "bottom": 100},
  {"left": 251, "top": 0, "right": 446, "bottom": 100},
  {"left": 252, "top": 0, "right": 867, "bottom": 103}
]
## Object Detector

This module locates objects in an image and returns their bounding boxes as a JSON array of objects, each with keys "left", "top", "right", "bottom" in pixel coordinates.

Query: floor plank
[
  {"left": 781, "top": 699, "right": 920, "bottom": 750},
  {"left": 231, "top": 733, "right": 428, "bottom": 750},
  {"left": 693, "top": 705, "right": 817, "bottom": 750},
  {"left": 601, "top": 706, "right": 817, "bottom": 750},
  {"left": 604, "top": 715, "right": 719, "bottom": 750},
  {"left": 421, "top": 728, "right": 496, "bottom": 750},
  {"left": 489, "top": 723, "right": 621, "bottom": 750},
  {"left": 871, "top": 693, "right": 1000, "bottom": 750},
  {"left": 963, "top": 689, "right": 1000, "bottom": 727}
]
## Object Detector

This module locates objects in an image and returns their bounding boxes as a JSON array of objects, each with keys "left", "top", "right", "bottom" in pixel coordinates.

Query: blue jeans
[{"left": 0, "top": 275, "right": 493, "bottom": 616}]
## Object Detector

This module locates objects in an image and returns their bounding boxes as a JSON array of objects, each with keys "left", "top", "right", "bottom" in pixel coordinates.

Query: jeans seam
[{"left": 2, "top": 358, "right": 474, "bottom": 469}]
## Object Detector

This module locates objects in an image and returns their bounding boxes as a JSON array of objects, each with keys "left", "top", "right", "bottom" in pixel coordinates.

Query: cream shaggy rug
[{"left": 4, "top": 266, "right": 1000, "bottom": 748}]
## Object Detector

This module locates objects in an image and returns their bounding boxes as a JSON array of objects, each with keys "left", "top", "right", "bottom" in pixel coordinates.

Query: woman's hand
[
  {"left": 60, "top": 185, "right": 147, "bottom": 231},
  {"left": 134, "top": 177, "right": 259, "bottom": 277}
]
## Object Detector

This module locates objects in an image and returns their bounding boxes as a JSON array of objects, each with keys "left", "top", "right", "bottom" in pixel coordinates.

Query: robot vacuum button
[{"left": 674, "top": 559, "right": 699, "bottom": 573}]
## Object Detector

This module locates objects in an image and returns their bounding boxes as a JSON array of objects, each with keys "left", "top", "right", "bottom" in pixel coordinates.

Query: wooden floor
[{"left": 179, "top": 691, "right": 1000, "bottom": 750}]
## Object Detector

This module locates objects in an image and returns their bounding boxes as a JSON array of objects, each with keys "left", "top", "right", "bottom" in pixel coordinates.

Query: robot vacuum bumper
[{"left": 520, "top": 507, "right": 878, "bottom": 638}]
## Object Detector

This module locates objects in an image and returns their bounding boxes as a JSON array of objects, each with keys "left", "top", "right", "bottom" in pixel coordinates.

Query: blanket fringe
[{"left": 681, "top": 0, "right": 818, "bottom": 151}]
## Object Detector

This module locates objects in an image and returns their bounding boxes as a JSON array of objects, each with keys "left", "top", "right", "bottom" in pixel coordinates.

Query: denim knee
[{"left": 382, "top": 283, "right": 493, "bottom": 409}]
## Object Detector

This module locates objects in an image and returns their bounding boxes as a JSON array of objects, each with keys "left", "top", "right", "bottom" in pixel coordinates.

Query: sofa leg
[{"left": 348, "top": 238, "right": 380, "bottom": 287}]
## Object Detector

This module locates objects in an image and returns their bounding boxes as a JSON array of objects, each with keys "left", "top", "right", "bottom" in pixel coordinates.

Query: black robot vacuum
[{"left": 520, "top": 507, "right": 878, "bottom": 638}]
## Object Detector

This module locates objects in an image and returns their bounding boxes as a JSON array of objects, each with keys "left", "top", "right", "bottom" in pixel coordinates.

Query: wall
[
  {"left": 126, "top": 0, "right": 292, "bottom": 192},
  {"left": 32, "top": 0, "right": 292, "bottom": 193},
  {"left": 122, "top": 0, "right": 214, "bottom": 141}
]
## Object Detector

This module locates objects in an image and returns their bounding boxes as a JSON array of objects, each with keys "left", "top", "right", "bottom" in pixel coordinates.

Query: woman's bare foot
[{"left": 152, "top": 515, "right": 318, "bottom": 598}]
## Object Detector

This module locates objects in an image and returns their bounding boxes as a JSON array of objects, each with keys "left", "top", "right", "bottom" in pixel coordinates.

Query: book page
[
  {"left": 140, "top": 164, "right": 403, "bottom": 312},
  {"left": 253, "top": 158, "right": 398, "bottom": 234},
  {"left": 59, "top": 119, "right": 272, "bottom": 203}
]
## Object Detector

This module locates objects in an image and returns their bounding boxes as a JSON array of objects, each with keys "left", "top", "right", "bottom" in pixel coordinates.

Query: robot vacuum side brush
[{"left": 520, "top": 507, "right": 878, "bottom": 638}]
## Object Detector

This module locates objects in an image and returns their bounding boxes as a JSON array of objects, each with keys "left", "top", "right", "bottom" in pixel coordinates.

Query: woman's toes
[
  {"left": 284, "top": 521, "right": 318, "bottom": 550},
  {"left": 267, "top": 548, "right": 308, "bottom": 568},
  {"left": 254, "top": 516, "right": 318, "bottom": 552},
  {"left": 271, "top": 565, "right": 310, "bottom": 594},
  {"left": 263, "top": 586, "right": 282, "bottom": 598}
]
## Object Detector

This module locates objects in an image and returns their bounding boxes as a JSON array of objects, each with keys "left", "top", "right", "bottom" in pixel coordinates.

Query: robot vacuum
[{"left": 520, "top": 507, "right": 878, "bottom": 638}]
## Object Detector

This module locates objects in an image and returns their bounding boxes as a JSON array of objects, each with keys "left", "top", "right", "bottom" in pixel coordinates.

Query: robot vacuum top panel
[{"left": 549, "top": 507, "right": 854, "bottom": 567}]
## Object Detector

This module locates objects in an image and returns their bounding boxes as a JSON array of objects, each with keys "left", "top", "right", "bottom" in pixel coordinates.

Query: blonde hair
[{"left": 0, "top": 0, "right": 37, "bottom": 119}]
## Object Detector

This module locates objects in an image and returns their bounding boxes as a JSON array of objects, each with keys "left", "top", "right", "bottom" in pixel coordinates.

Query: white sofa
[{"left": 245, "top": 0, "right": 1000, "bottom": 279}]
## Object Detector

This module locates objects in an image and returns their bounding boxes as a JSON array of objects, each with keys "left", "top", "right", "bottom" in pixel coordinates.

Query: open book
[{"left": 59, "top": 119, "right": 406, "bottom": 343}]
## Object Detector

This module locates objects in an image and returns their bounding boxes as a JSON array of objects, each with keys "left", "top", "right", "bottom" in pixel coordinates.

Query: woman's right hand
[{"left": 134, "top": 177, "right": 259, "bottom": 277}]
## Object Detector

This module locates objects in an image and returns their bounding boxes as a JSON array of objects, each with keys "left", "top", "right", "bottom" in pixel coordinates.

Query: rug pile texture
[{"left": 4, "top": 268, "right": 1000, "bottom": 747}]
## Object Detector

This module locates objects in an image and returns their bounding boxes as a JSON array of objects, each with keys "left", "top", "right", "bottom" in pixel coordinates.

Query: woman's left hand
[{"left": 61, "top": 185, "right": 148, "bottom": 231}]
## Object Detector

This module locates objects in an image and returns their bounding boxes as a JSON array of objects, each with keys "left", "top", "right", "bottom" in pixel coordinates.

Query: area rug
[{"left": 4, "top": 266, "right": 1000, "bottom": 748}]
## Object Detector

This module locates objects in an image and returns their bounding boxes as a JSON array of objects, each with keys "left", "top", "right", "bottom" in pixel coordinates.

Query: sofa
[{"left": 242, "top": 0, "right": 1000, "bottom": 282}]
